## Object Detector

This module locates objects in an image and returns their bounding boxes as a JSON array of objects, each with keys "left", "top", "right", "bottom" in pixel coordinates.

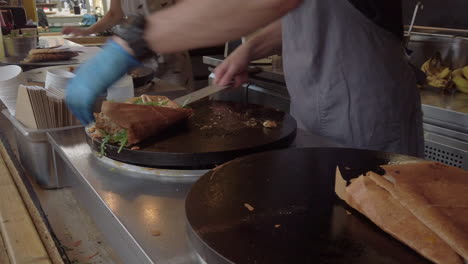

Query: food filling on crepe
[{"left": 88, "top": 95, "right": 192, "bottom": 156}]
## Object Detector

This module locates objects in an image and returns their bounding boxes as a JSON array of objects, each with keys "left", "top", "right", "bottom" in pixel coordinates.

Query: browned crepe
[
  {"left": 24, "top": 49, "right": 79, "bottom": 62},
  {"left": 339, "top": 170, "right": 463, "bottom": 264},
  {"left": 96, "top": 100, "right": 192, "bottom": 145},
  {"left": 371, "top": 162, "right": 468, "bottom": 260}
]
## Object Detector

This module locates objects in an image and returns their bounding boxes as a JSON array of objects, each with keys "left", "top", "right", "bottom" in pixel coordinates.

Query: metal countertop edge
[{"left": 47, "top": 133, "right": 155, "bottom": 264}]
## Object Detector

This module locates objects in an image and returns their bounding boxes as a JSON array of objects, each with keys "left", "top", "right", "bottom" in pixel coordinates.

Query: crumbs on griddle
[{"left": 191, "top": 102, "right": 282, "bottom": 136}]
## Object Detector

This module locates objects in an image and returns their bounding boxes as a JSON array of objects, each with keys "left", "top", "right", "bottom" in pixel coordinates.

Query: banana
[
  {"left": 421, "top": 52, "right": 452, "bottom": 90},
  {"left": 421, "top": 60, "right": 431, "bottom": 74},
  {"left": 427, "top": 75, "right": 449, "bottom": 88},
  {"left": 452, "top": 68, "right": 468, "bottom": 93},
  {"left": 462, "top": 66, "right": 468, "bottom": 79},
  {"left": 437, "top": 67, "right": 451, "bottom": 79},
  {"left": 452, "top": 68, "right": 462, "bottom": 78},
  {"left": 421, "top": 53, "right": 442, "bottom": 75}
]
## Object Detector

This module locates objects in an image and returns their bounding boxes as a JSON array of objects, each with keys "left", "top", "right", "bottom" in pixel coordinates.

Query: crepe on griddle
[
  {"left": 90, "top": 95, "right": 192, "bottom": 150},
  {"left": 23, "top": 48, "right": 79, "bottom": 63},
  {"left": 374, "top": 162, "right": 468, "bottom": 260},
  {"left": 336, "top": 162, "right": 468, "bottom": 264}
]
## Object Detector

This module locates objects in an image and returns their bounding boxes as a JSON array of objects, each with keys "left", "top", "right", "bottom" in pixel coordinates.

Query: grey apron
[{"left": 282, "top": 0, "right": 424, "bottom": 157}]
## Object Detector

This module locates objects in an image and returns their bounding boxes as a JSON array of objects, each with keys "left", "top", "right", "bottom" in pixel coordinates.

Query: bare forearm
[
  {"left": 144, "top": 0, "right": 301, "bottom": 54},
  {"left": 244, "top": 20, "right": 282, "bottom": 61},
  {"left": 85, "top": 12, "right": 123, "bottom": 35}
]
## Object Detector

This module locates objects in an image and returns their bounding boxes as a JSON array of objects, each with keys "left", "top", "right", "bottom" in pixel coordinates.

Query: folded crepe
[
  {"left": 373, "top": 162, "right": 468, "bottom": 260},
  {"left": 90, "top": 95, "right": 192, "bottom": 149},
  {"left": 24, "top": 48, "right": 79, "bottom": 62},
  {"left": 336, "top": 162, "right": 468, "bottom": 264}
]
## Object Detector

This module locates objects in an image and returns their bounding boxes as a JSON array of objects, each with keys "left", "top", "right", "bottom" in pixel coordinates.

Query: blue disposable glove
[{"left": 66, "top": 40, "right": 140, "bottom": 124}]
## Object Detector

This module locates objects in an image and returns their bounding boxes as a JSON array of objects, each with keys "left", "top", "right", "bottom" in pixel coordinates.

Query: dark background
[{"left": 403, "top": 0, "right": 468, "bottom": 29}]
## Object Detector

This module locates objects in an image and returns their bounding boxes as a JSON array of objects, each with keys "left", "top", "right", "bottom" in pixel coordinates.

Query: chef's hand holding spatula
[{"left": 214, "top": 34, "right": 263, "bottom": 88}]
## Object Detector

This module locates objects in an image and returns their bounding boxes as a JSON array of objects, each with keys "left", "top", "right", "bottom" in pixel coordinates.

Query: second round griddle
[
  {"left": 186, "top": 148, "right": 430, "bottom": 264},
  {"left": 86, "top": 100, "right": 297, "bottom": 169}
]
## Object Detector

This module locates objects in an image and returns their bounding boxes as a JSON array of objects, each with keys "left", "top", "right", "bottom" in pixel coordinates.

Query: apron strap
[{"left": 347, "top": 0, "right": 403, "bottom": 40}]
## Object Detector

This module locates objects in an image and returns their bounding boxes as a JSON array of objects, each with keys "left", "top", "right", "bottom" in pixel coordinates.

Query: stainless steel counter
[
  {"left": 420, "top": 89, "right": 468, "bottom": 133},
  {"left": 49, "top": 128, "right": 200, "bottom": 264},
  {"left": 420, "top": 90, "right": 468, "bottom": 114},
  {"left": 48, "top": 127, "right": 339, "bottom": 264}
]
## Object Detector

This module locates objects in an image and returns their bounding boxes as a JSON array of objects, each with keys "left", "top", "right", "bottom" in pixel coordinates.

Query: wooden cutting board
[{"left": 0, "top": 140, "right": 64, "bottom": 263}]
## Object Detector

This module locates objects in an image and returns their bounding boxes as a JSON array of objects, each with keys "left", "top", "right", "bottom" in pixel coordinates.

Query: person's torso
[{"left": 281, "top": 0, "right": 421, "bottom": 154}]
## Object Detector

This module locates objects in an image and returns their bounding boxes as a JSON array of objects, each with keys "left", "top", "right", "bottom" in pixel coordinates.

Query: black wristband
[{"left": 113, "top": 15, "right": 154, "bottom": 60}]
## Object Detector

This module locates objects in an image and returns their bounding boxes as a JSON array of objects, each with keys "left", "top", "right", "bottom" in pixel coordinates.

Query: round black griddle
[
  {"left": 186, "top": 148, "right": 430, "bottom": 264},
  {"left": 129, "top": 66, "right": 154, "bottom": 87},
  {"left": 86, "top": 100, "right": 297, "bottom": 169}
]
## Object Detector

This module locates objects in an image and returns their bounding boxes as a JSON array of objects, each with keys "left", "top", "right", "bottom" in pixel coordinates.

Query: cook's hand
[
  {"left": 66, "top": 39, "right": 140, "bottom": 124},
  {"left": 214, "top": 45, "right": 251, "bottom": 88},
  {"left": 62, "top": 27, "right": 88, "bottom": 36}
]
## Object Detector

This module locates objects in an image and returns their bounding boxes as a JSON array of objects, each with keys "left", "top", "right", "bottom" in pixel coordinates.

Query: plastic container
[
  {"left": 3, "top": 35, "right": 37, "bottom": 59},
  {"left": 20, "top": 28, "right": 38, "bottom": 36},
  {"left": 2, "top": 109, "right": 82, "bottom": 189}
]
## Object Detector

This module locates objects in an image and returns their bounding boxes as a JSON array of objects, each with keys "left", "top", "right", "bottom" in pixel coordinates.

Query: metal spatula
[
  {"left": 174, "top": 66, "right": 262, "bottom": 106},
  {"left": 173, "top": 83, "right": 231, "bottom": 107}
]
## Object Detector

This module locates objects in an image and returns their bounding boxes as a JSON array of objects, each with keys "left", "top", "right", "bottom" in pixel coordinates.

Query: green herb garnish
[
  {"left": 146, "top": 100, "right": 168, "bottom": 106},
  {"left": 134, "top": 98, "right": 144, "bottom": 104},
  {"left": 99, "top": 129, "right": 108, "bottom": 136},
  {"left": 98, "top": 129, "right": 128, "bottom": 156},
  {"left": 134, "top": 98, "right": 168, "bottom": 106},
  {"left": 99, "top": 134, "right": 111, "bottom": 157},
  {"left": 113, "top": 130, "right": 128, "bottom": 153}
]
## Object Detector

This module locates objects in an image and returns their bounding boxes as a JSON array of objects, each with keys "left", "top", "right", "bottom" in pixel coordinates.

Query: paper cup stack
[
  {"left": 45, "top": 69, "right": 76, "bottom": 90},
  {"left": 0, "top": 65, "right": 26, "bottom": 115}
]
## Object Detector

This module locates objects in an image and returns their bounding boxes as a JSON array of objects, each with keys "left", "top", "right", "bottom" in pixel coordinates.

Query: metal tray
[
  {"left": 2, "top": 109, "right": 82, "bottom": 188},
  {"left": 407, "top": 33, "right": 468, "bottom": 69},
  {"left": 86, "top": 100, "right": 297, "bottom": 169},
  {"left": 186, "top": 148, "right": 429, "bottom": 264}
]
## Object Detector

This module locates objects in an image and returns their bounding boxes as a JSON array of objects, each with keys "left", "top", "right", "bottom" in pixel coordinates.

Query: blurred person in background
[
  {"left": 37, "top": 8, "right": 49, "bottom": 30},
  {"left": 62, "top": 0, "right": 193, "bottom": 90}
]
